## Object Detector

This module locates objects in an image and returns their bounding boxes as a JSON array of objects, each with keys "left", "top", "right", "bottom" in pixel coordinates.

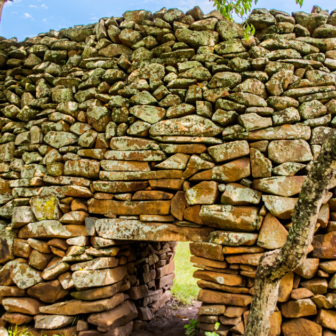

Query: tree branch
[{"left": 244, "top": 132, "right": 336, "bottom": 336}]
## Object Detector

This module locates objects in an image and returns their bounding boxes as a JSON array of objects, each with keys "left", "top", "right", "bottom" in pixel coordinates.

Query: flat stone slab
[
  {"left": 87, "top": 199, "right": 171, "bottom": 215},
  {"left": 40, "top": 293, "right": 124, "bottom": 315},
  {"left": 95, "top": 219, "right": 212, "bottom": 242},
  {"left": 18, "top": 221, "right": 88, "bottom": 238}
]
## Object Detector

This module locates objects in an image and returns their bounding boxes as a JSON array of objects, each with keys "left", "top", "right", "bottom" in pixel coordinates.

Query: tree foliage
[{"left": 211, "top": 0, "right": 304, "bottom": 37}]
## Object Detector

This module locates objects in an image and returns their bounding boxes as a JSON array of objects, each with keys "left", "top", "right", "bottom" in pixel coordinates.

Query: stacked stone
[
  {"left": 0, "top": 3, "right": 336, "bottom": 336},
  {"left": 128, "top": 241, "right": 176, "bottom": 330},
  {"left": 0, "top": 207, "right": 176, "bottom": 336}
]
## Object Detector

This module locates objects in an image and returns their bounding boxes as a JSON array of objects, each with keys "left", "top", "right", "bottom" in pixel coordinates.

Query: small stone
[
  {"left": 257, "top": 213, "right": 288, "bottom": 249},
  {"left": 186, "top": 181, "right": 218, "bottom": 205},
  {"left": 252, "top": 176, "right": 305, "bottom": 197},
  {"left": 250, "top": 148, "right": 272, "bottom": 178},
  {"left": 282, "top": 318, "right": 322, "bottom": 336},
  {"left": 35, "top": 315, "right": 75, "bottom": 330},
  {"left": 149, "top": 115, "right": 223, "bottom": 137},
  {"left": 262, "top": 195, "right": 297, "bottom": 219},
  {"left": 294, "top": 258, "right": 319, "bottom": 279},
  {"left": 200, "top": 204, "right": 261, "bottom": 232},
  {"left": 281, "top": 299, "right": 317, "bottom": 318},
  {"left": 208, "top": 141, "right": 249, "bottom": 163},
  {"left": 221, "top": 183, "right": 261, "bottom": 205},
  {"left": 316, "top": 310, "right": 336, "bottom": 331},
  {"left": 27, "top": 280, "right": 68, "bottom": 303},
  {"left": 40, "top": 293, "right": 125, "bottom": 315},
  {"left": 72, "top": 266, "right": 127, "bottom": 289},
  {"left": 189, "top": 242, "right": 224, "bottom": 261},
  {"left": 2, "top": 297, "right": 44, "bottom": 315}
]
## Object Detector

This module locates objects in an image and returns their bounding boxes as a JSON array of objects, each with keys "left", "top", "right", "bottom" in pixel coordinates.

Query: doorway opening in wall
[{"left": 132, "top": 242, "right": 201, "bottom": 336}]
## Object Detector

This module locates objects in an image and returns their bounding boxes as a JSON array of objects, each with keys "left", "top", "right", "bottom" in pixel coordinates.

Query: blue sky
[{"left": 2, "top": 0, "right": 335, "bottom": 41}]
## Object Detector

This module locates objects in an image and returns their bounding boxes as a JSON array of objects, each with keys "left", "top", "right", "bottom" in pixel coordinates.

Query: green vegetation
[
  {"left": 7, "top": 326, "right": 33, "bottom": 336},
  {"left": 171, "top": 242, "right": 199, "bottom": 305},
  {"left": 211, "top": 0, "right": 304, "bottom": 36},
  {"left": 184, "top": 319, "right": 200, "bottom": 336}
]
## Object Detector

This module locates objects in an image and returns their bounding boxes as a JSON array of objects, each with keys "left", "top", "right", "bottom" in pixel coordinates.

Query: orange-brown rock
[
  {"left": 100, "top": 170, "right": 182, "bottom": 181},
  {"left": 280, "top": 299, "right": 317, "bottom": 318},
  {"left": 197, "top": 280, "right": 250, "bottom": 294},
  {"left": 186, "top": 181, "right": 218, "bottom": 205},
  {"left": 200, "top": 205, "right": 261, "bottom": 232},
  {"left": 198, "top": 305, "right": 226, "bottom": 316},
  {"left": 27, "top": 280, "right": 68, "bottom": 303},
  {"left": 100, "top": 160, "right": 150, "bottom": 172},
  {"left": 40, "top": 293, "right": 124, "bottom": 315},
  {"left": 268, "top": 140, "right": 313, "bottom": 164},
  {"left": 278, "top": 272, "right": 294, "bottom": 303},
  {"left": 72, "top": 266, "right": 127, "bottom": 289},
  {"left": 252, "top": 176, "right": 306, "bottom": 197},
  {"left": 184, "top": 205, "right": 203, "bottom": 225},
  {"left": 95, "top": 219, "right": 212, "bottom": 242},
  {"left": 190, "top": 242, "right": 224, "bottom": 261},
  {"left": 209, "top": 231, "right": 258, "bottom": 246},
  {"left": 250, "top": 148, "right": 272, "bottom": 178},
  {"left": 190, "top": 256, "right": 227, "bottom": 269},
  {"left": 60, "top": 211, "right": 89, "bottom": 225},
  {"left": 71, "top": 199, "right": 88, "bottom": 212},
  {"left": 18, "top": 221, "right": 88, "bottom": 239},
  {"left": 71, "top": 281, "right": 122, "bottom": 301},
  {"left": 226, "top": 253, "right": 263, "bottom": 266},
  {"left": 88, "top": 199, "right": 171, "bottom": 215},
  {"left": 193, "top": 270, "right": 245, "bottom": 286},
  {"left": 2, "top": 312, "right": 33, "bottom": 325},
  {"left": 87, "top": 300, "right": 138, "bottom": 330},
  {"left": 268, "top": 310, "right": 282, "bottom": 336},
  {"left": 64, "top": 160, "right": 100, "bottom": 179},
  {"left": 316, "top": 310, "right": 336, "bottom": 331},
  {"left": 294, "top": 258, "right": 319, "bottom": 279},
  {"left": 139, "top": 215, "right": 175, "bottom": 222},
  {"left": 207, "top": 141, "right": 250, "bottom": 163},
  {"left": 198, "top": 289, "right": 252, "bottom": 306},
  {"left": 263, "top": 195, "right": 297, "bottom": 219},
  {"left": 182, "top": 155, "right": 215, "bottom": 180},
  {"left": 92, "top": 181, "right": 148, "bottom": 193},
  {"left": 170, "top": 191, "right": 188, "bottom": 220},
  {"left": 149, "top": 179, "right": 184, "bottom": 190},
  {"left": 28, "top": 250, "right": 53, "bottom": 270},
  {"left": 104, "top": 150, "right": 166, "bottom": 161},
  {"left": 291, "top": 288, "right": 314, "bottom": 300},
  {"left": 160, "top": 143, "right": 206, "bottom": 154},
  {"left": 257, "top": 213, "right": 288, "bottom": 249},
  {"left": 282, "top": 318, "right": 322, "bottom": 336},
  {"left": 300, "top": 278, "right": 328, "bottom": 295},
  {"left": 132, "top": 191, "right": 174, "bottom": 200},
  {"left": 190, "top": 158, "right": 251, "bottom": 183},
  {"left": 13, "top": 239, "right": 31, "bottom": 259},
  {"left": 312, "top": 232, "right": 336, "bottom": 259},
  {"left": 220, "top": 183, "right": 262, "bottom": 205},
  {"left": 2, "top": 297, "right": 44, "bottom": 315},
  {"left": 222, "top": 246, "right": 264, "bottom": 254}
]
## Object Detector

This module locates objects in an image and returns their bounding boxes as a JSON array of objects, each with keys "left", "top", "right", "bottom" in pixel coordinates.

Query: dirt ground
[{"left": 131, "top": 299, "right": 201, "bottom": 336}]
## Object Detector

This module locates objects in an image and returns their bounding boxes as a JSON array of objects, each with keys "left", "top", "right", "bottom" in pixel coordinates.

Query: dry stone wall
[{"left": 1, "top": 4, "right": 336, "bottom": 336}]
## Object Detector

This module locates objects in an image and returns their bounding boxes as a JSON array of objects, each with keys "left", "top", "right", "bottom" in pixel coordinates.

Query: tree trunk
[
  {"left": 0, "top": 0, "right": 7, "bottom": 23},
  {"left": 244, "top": 132, "right": 336, "bottom": 336}
]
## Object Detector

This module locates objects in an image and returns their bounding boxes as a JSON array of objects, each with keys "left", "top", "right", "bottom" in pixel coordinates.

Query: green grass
[{"left": 171, "top": 242, "right": 200, "bottom": 305}]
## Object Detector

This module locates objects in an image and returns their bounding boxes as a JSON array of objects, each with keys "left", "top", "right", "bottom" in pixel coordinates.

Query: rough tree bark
[
  {"left": 244, "top": 132, "right": 336, "bottom": 336},
  {"left": 0, "top": 0, "right": 10, "bottom": 23}
]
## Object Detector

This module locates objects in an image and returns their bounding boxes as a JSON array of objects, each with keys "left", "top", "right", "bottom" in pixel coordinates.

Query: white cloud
[
  {"left": 43, "top": 18, "right": 47, "bottom": 22},
  {"left": 30, "top": 5, "right": 38, "bottom": 8},
  {"left": 23, "top": 12, "right": 32, "bottom": 18},
  {"left": 90, "top": 16, "right": 98, "bottom": 20},
  {"left": 41, "top": 4, "right": 48, "bottom": 9}
]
